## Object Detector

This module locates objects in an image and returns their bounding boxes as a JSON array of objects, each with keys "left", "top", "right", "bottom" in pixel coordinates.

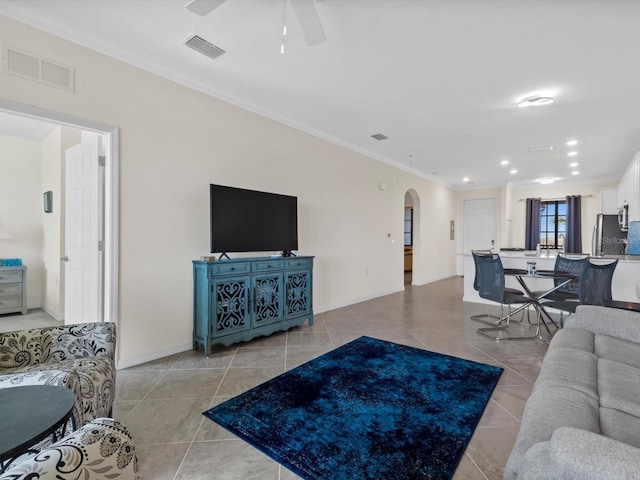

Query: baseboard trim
[
  {"left": 315, "top": 286, "right": 405, "bottom": 314},
  {"left": 116, "top": 342, "right": 192, "bottom": 370}
]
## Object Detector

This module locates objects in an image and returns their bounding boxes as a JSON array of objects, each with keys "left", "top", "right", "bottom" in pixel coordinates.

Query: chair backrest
[
  {"left": 474, "top": 252, "right": 505, "bottom": 303},
  {"left": 553, "top": 255, "right": 589, "bottom": 295},
  {"left": 471, "top": 250, "right": 494, "bottom": 292},
  {"left": 579, "top": 260, "right": 618, "bottom": 305}
]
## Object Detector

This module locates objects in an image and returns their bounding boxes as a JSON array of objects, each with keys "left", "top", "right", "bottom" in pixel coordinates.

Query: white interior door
[
  {"left": 463, "top": 198, "right": 496, "bottom": 253},
  {"left": 64, "top": 134, "right": 104, "bottom": 324}
]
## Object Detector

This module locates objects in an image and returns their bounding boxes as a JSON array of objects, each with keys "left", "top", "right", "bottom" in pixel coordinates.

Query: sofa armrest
[
  {"left": 0, "top": 418, "right": 138, "bottom": 480},
  {"left": 566, "top": 305, "right": 640, "bottom": 343},
  {"left": 550, "top": 427, "right": 640, "bottom": 479},
  {"left": 42, "top": 322, "right": 116, "bottom": 363}
]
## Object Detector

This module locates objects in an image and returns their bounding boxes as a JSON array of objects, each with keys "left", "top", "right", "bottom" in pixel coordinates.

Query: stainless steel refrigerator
[{"left": 593, "top": 214, "right": 628, "bottom": 256}]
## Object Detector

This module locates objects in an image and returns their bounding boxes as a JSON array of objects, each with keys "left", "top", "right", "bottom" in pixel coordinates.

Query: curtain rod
[{"left": 517, "top": 194, "right": 594, "bottom": 202}]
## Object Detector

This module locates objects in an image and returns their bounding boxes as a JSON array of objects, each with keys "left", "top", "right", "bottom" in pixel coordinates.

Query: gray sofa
[
  {"left": 505, "top": 305, "right": 640, "bottom": 480},
  {"left": 0, "top": 418, "right": 139, "bottom": 479}
]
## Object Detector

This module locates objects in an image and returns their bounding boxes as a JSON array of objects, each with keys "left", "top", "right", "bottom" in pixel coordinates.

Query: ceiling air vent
[
  {"left": 185, "top": 34, "right": 227, "bottom": 61},
  {"left": 371, "top": 133, "right": 388, "bottom": 141},
  {"left": 3, "top": 45, "right": 75, "bottom": 92}
]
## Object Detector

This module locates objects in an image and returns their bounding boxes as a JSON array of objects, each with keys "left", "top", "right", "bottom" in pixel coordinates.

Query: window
[
  {"left": 539, "top": 201, "right": 566, "bottom": 248},
  {"left": 404, "top": 207, "right": 413, "bottom": 246}
]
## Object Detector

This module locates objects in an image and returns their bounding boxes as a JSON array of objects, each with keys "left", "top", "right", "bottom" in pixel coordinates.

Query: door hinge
[
  {"left": 98, "top": 241, "right": 104, "bottom": 251},
  {"left": 98, "top": 155, "right": 106, "bottom": 167}
]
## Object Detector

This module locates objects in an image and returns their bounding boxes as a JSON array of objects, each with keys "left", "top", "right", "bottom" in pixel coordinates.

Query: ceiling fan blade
[
  {"left": 290, "top": 0, "right": 326, "bottom": 46},
  {"left": 186, "top": 0, "right": 227, "bottom": 16}
]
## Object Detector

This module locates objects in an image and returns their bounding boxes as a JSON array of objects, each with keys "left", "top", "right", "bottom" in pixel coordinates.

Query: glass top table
[{"left": 0, "top": 385, "right": 75, "bottom": 473}]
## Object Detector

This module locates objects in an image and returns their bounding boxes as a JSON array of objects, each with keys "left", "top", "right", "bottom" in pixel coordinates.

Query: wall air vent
[
  {"left": 2, "top": 45, "right": 75, "bottom": 92},
  {"left": 185, "top": 34, "right": 227, "bottom": 61},
  {"left": 371, "top": 133, "right": 388, "bottom": 141}
]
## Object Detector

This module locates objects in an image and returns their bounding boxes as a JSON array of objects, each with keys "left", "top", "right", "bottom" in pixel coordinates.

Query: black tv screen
[{"left": 210, "top": 184, "right": 298, "bottom": 254}]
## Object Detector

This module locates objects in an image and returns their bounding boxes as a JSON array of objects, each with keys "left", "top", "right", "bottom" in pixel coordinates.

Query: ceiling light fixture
[
  {"left": 567, "top": 151, "right": 578, "bottom": 157},
  {"left": 571, "top": 171, "right": 580, "bottom": 175},
  {"left": 500, "top": 160, "right": 509, "bottom": 165},
  {"left": 538, "top": 177, "right": 558, "bottom": 185},
  {"left": 569, "top": 162, "right": 579, "bottom": 167},
  {"left": 518, "top": 96, "right": 555, "bottom": 108},
  {"left": 529, "top": 145, "right": 554, "bottom": 153},
  {"left": 463, "top": 177, "right": 470, "bottom": 183},
  {"left": 510, "top": 169, "right": 518, "bottom": 174},
  {"left": 566, "top": 139, "right": 578, "bottom": 146}
]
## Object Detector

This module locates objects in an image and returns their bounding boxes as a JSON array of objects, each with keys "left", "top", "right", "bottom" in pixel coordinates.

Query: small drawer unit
[
  {"left": 0, "top": 266, "right": 27, "bottom": 315},
  {"left": 193, "top": 256, "right": 313, "bottom": 354}
]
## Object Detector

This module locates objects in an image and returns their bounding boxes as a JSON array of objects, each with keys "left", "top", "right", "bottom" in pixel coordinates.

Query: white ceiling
[{"left": 1, "top": 0, "right": 639, "bottom": 190}]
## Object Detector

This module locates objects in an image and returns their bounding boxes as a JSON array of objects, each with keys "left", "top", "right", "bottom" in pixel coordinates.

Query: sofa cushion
[
  {"left": 504, "top": 386, "right": 600, "bottom": 480},
  {"left": 0, "top": 330, "right": 45, "bottom": 370},
  {"left": 595, "top": 334, "right": 640, "bottom": 369},
  {"left": 600, "top": 407, "right": 640, "bottom": 449},
  {"left": 532, "top": 348, "right": 598, "bottom": 400},
  {"left": 548, "top": 327, "right": 594, "bottom": 353},
  {"left": 598, "top": 359, "right": 640, "bottom": 418}
]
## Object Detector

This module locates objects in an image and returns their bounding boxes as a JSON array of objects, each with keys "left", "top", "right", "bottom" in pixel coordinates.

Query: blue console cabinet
[{"left": 193, "top": 256, "right": 313, "bottom": 354}]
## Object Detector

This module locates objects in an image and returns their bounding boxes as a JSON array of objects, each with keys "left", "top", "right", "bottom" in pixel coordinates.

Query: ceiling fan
[{"left": 186, "top": 0, "right": 327, "bottom": 47}]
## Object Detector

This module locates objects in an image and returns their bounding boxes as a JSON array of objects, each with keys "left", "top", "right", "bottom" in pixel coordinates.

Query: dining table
[{"left": 502, "top": 268, "right": 577, "bottom": 341}]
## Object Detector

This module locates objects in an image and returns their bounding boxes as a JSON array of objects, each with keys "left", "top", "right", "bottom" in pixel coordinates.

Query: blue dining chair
[
  {"left": 474, "top": 253, "right": 533, "bottom": 340},
  {"left": 542, "top": 259, "right": 618, "bottom": 326},
  {"left": 532, "top": 254, "right": 588, "bottom": 302},
  {"left": 471, "top": 250, "right": 525, "bottom": 326}
]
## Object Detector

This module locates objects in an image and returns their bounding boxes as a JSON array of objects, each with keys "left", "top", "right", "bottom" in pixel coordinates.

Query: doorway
[
  {"left": 0, "top": 99, "right": 119, "bottom": 326},
  {"left": 462, "top": 198, "right": 496, "bottom": 253},
  {"left": 404, "top": 189, "right": 420, "bottom": 286}
]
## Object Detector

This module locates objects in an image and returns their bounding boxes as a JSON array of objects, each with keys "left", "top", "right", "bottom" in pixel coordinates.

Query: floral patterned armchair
[
  {"left": 0, "top": 418, "right": 139, "bottom": 480},
  {"left": 0, "top": 323, "right": 116, "bottom": 427}
]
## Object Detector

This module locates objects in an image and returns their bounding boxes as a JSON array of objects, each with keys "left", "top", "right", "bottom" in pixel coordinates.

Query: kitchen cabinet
[{"left": 618, "top": 152, "right": 640, "bottom": 222}]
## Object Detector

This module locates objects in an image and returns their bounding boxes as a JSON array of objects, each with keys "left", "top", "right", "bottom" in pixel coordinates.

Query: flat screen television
[{"left": 210, "top": 184, "right": 298, "bottom": 255}]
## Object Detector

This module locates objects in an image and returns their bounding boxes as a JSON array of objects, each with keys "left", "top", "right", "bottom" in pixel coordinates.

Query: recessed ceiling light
[
  {"left": 529, "top": 145, "right": 554, "bottom": 153},
  {"left": 567, "top": 151, "right": 578, "bottom": 157},
  {"left": 500, "top": 160, "right": 509, "bottom": 165},
  {"left": 510, "top": 169, "right": 518, "bottom": 174},
  {"left": 569, "top": 162, "right": 579, "bottom": 167},
  {"left": 571, "top": 171, "right": 580, "bottom": 175},
  {"left": 566, "top": 139, "right": 578, "bottom": 146},
  {"left": 463, "top": 177, "right": 470, "bottom": 183},
  {"left": 518, "top": 96, "right": 555, "bottom": 108},
  {"left": 538, "top": 177, "right": 558, "bottom": 185}
]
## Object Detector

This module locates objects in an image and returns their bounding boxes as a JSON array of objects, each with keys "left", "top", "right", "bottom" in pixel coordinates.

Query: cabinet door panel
[
  {"left": 285, "top": 271, "right": 311, "bottom": 318},
  {"left": 253, "top": 273, "right": 284, "bottom": 327},
  {"left": 212, "top": 276, "right": 250, "bottom": 337}
]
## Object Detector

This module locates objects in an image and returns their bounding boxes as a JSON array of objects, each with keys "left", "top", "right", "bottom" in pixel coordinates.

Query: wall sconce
[{"left": 43, "top": 191, "right": 53, "bottom": 213}]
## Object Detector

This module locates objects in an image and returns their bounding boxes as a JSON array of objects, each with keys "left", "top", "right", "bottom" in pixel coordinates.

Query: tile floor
[
  {"left": 115, "top": 276, "right": 549, "bottom": 480},
  {"left": 0, "top": 308, "right": 62, "bottom": 333}
]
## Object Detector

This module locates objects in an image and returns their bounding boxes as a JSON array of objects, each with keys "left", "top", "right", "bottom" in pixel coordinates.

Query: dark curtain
[
  {"left": 525, "top": 198, "right": 541, "bottom": 250},
  {"left": 565, "top": 195, "right": 582, "bottom": 253}
]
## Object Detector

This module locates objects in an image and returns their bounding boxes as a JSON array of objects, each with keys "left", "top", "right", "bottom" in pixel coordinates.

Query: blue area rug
[{"left": 203, "top": 336, "right": 502, "bottom": 480}]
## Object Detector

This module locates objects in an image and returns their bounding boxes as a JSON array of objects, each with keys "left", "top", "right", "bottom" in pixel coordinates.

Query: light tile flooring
[
  {"left": 115, "top": 276, "right": 549, "bottom": 480},
  {"left": 0, "top": 308, "right": 63, "bottom": 333}
]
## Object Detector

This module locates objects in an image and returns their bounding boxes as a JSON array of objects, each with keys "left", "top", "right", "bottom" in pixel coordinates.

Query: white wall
[
  {"left": 0, "top": 15, "right": 458, "bottom": 367},
  {"left": 0, "top": 134, "right": 43, "bottom": 306}
]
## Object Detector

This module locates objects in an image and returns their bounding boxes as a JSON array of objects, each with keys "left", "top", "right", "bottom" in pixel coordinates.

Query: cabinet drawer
[
  {"left": 285, "top": 258, "right": 312, "bottom": 269},
  {"left": 0, "top": 295, "right": 22, "bottom": 309},
  {"left": 0, "top": 283, "right": 22, "bottom": 296},
  {"left": 0, "top": 270, "right": 22, "bottom": 284},
  {"left": 210, "top": 262, "right": 251, "bottom": 276},
  {"left": 252, "top": 260, "right": 284, "bottom": 272}
]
